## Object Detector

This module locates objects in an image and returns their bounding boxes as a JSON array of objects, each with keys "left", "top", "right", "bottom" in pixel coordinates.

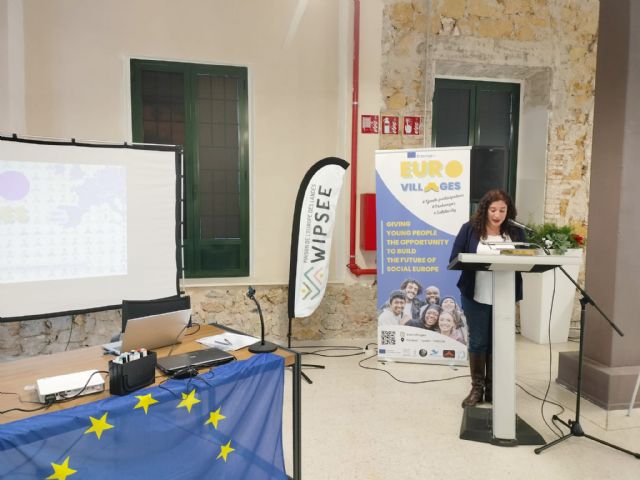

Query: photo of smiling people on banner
[{"left": 375, "top": 147, "right": 471, "bottom": 364}]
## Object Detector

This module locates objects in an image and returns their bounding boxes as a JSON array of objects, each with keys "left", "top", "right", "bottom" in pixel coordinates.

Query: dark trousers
[{"left": 460, "top": 295, "right": 492, "bottom": 355}]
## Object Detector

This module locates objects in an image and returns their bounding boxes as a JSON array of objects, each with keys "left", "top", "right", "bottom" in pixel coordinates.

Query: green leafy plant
[{"left": 525, "top": 223, "right": 586, "bottom": 255}]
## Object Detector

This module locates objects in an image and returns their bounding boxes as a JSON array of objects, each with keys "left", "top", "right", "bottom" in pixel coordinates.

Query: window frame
[
  {"left": 432, "top": 78, "right": 520, "bottom": 197},
  {"left": 131, "top": 59, "right": 250, "bottom": 278}
]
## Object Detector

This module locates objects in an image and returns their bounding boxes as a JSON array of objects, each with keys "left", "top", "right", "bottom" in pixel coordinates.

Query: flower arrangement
[{"left": 525, "top": 223, "right": 586, "bottom": 255}]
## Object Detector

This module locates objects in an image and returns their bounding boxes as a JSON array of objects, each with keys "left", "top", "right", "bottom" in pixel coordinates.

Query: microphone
[
  {"left": 507, "top": 218, "right": 534, "bottom": 233},
  {"left": 506, "top": 220, "right": 551, "bottom": 254},
  {"left": 246, "top": 286, "right": 278, "bottom": 354}
]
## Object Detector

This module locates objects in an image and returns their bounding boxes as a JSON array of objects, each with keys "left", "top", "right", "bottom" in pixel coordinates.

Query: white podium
[{"left": 448, "top": 252, "right": 582, "bottom": 445}]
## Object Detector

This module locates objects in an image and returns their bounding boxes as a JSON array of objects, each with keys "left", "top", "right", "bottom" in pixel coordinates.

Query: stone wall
[
  {"left": 0, "top": 284, "right": 379, "bottom": 361},
  {"left": 380, "top": 0, "right": 429, "bottom": 150},
  {"left": 381, "top": 0, "right": 597, "bottom": 236},
  {"left": 0, "top": 311, "right": 121, "bottom": 361},
  {"left": 189, "top": 284, "right": 378, "bottom": 341}
]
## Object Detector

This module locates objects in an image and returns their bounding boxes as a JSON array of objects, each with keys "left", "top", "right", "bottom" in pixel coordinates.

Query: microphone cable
[
  {"left": 0, "top": 391, "right": 56, "bottom": 415},
  {"left": 184, "top": 322, "right": 201, "bottom": 336},
  {"left": 295, "top": 345, "right": 366, "bottom": 358},
  {"left": 538, "top": 260, "right": 566, "bottom": 438},
  {"left": 64, "top": 316, "right": 75, "bottom": 351},
  {"left": 164, "top": 323, "right": 192, "bottom": 357},
  {"left": 291, "top": 342, "right": 470, "bottom": 384}
]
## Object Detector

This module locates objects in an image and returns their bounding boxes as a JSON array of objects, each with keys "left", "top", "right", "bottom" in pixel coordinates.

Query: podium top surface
[{"left": 448, "top": 252, "right": 582, "bottom": 273}]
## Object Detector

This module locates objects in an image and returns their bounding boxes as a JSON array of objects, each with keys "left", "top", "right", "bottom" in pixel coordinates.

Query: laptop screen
[{"left": 120, "top": 308, "right": 191, "bottom": 352}]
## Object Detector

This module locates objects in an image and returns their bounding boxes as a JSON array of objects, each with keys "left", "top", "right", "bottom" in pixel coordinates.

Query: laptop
[
  {"left": 102, "top": 308, "right": 192, "bottom": 355},
  {"left": 156, "top": 347, "right": 235, "bottom": 374}
]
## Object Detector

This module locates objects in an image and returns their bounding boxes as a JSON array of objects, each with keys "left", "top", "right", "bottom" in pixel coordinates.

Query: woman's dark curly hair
[{"left": 471, "top": 189, "right": 518, "bottom": 239}]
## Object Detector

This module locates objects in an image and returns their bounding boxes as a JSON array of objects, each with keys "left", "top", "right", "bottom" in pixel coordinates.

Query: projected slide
[{"left": 0, "top": 160, "right": 127, "bottom": 284}]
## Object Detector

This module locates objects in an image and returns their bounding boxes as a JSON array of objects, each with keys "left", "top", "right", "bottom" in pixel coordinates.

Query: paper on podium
[{"left": 196, "top": 332, "right": 258, "bottom": 351}]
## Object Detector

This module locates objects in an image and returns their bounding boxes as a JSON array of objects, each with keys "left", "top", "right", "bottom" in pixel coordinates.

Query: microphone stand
[
  {"left": 509, "top": 223, "right": 638, "bottom": 458},
  {"left": 247, "top": 287, "right": 278, "bottom": 354},
  {"left": 533, "top": 262, "right": 638, "bottom": 457}
]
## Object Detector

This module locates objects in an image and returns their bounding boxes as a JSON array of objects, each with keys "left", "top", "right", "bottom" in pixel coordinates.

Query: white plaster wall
[
  {"left": 0, "top": 0, "right": 8, "bottom": 131},
  {"left": 0, "top": 0, "right": 25, "bottom": 134},
  {"left": 515, "top": 105, "right": 547, "bottom": 224},
  {"left": 18, "top": 0, "right": 348, "bottom": 286}
]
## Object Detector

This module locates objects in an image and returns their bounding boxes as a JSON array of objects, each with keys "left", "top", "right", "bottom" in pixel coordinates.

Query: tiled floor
[{"left": 282, "top": 336, "right": 640, "bottom": 479}]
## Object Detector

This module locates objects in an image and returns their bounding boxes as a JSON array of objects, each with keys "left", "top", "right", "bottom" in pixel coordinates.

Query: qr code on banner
[{"left": 380, "top": 330, "right": 396, "bottom": 345}]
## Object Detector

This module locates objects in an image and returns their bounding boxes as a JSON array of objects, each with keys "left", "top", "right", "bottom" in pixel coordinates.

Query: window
[
  {"left": 432, "top": 79, "right": 520, "bottom": 200},
  {"left": 131, "top": 60, "right": 249, "bottom": 277}
]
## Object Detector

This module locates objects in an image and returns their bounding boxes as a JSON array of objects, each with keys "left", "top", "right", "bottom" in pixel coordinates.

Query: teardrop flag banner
[{"left": 288, "top": 158, "right": 349, "bottom": 320}]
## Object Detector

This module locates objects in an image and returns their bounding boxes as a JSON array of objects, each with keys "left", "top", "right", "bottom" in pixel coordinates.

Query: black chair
[{"left": 120, "top": 295, "right": 192, "bottom": 334}]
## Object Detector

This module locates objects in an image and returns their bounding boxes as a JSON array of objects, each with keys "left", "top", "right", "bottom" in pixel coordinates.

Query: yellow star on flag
[
  {"left": 177, "top": 389, "right": 201, "bottom": 413},
  {"left": 47, "top": 456, "right": 77, "bottom": 480},
  {"left": 217, "top": 440, "right": 235, "bottom": 462},
  {"left": 204, "top": 407, "right": 226, "bottom": 429},
  {"left": 84, "top": 412, "right": 114, "bottom": 439},
  {"left": 134, "top": 393, "right": 158, "bottom": 414}
]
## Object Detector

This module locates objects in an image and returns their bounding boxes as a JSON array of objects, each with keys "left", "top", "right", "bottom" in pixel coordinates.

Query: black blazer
[{"left": 449, "top": 222, "right": 525, "bottom": 302}]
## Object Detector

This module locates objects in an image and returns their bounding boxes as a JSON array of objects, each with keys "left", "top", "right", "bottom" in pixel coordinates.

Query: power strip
[{"left": 36, "top": 369, "right": 105, "bottom": 403}]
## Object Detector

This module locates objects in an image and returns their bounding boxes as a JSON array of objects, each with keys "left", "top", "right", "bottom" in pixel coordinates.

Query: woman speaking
[{"left": 449, "top": 189, "right": 525, "bottom": 407}]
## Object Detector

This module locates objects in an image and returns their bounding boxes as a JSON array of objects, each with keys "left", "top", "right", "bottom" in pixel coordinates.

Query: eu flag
[{"left": 0, "top": 353, "right": 287, "bottom": 479}]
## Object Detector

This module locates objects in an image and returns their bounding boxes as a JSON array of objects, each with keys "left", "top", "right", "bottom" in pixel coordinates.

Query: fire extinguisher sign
[
  {"left": 361, "top": 115, "right": 379, "bottom": 134},
  {"left": 381, "top": 116, "right": 400, "bottom": 135},
  {"left": 403, "top": 116, "right": 422, "bottom": 136}
]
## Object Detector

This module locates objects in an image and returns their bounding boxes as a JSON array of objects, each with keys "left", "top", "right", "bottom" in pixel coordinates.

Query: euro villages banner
[
  {"left": 376, "top": 147, "right": 470, "bottom": 364},
  {"left": 288, "top": 158, "right": 349, "bottom": 319}
]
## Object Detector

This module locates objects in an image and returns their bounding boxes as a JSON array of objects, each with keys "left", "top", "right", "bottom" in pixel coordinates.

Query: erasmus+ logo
[{"left": 399, "top": 160, "right": 463, "bottom": 193}]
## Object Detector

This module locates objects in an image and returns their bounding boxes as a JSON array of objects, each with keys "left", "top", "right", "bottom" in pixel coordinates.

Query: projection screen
[{"left": 0, "top": 137, "right": 182, "bottom": 321}]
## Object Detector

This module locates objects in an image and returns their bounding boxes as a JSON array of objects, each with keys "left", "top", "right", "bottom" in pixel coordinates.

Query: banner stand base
[{"left": 459, "top": 406, "right": 545, "bottom": 446}]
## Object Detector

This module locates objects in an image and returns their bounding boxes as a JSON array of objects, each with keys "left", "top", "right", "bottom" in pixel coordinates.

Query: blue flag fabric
[{"left": 0, "top": 353, "right": 287, "bottom": 480}]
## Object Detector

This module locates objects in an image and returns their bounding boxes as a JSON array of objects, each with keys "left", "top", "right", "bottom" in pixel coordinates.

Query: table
[{"left": 0, "top": 323, "right": 302, "bottom": 479}]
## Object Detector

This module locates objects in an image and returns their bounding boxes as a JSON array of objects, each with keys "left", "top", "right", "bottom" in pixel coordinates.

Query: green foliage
[{"left": 525, "top": 223, "right": 585, "bottom": 255}]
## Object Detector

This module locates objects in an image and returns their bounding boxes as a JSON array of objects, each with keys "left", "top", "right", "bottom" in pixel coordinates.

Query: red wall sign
[
  {"left": 381, "top": 116, "right": 399, "bottom": 135},
  {"left": 361, "top": 115, "right": 379, "bottom": 134},
  {"left": 403, "top": 116, "right": 422, "bottom": 135}
]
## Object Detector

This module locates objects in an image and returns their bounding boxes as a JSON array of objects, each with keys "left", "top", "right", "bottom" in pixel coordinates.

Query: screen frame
[{"left": 0, "top": 134, "right": 183, "bottom": 322}]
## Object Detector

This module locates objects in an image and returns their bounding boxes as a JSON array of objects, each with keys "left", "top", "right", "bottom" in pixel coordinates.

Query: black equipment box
[{"left": 109, "top": 351, "right": 157, "bottom": 395}]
